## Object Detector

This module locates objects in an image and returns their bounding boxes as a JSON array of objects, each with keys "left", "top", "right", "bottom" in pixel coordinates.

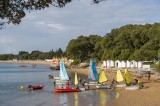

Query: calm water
[{"left": 0, "top": 63, "right": 119, "bottom": 106}]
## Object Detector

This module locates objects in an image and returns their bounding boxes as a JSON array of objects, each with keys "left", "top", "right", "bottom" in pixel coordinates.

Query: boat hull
[
  {"left": 28, "top": 85, "right": 44, "bottom": 90},
  {"left": 54, "top": 88, "right": 79, "bottom": 93},
  {"left": 96, "top": 85, "right": 111, "bottom": 89},
  {"left": 116, "top": 84, "right": 126, "bottom": 87},
  {"left": 125, "top": 86, "right": 139, "bottom": 90}
]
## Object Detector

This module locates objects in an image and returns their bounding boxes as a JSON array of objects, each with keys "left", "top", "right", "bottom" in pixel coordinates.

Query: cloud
[
  {"left": 1, "top": 0, "right": 160, "bottom": 54},
  {"left": 0, "top": 36, "right": 15, "bottom": 44},
  {"left": 35, "top": 22, "right": 67, "bottom": 31}
]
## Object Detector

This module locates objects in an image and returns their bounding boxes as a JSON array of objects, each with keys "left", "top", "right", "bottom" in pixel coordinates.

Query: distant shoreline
[{"left": 0, "top": 60, "right": 50, "bottom": 65}]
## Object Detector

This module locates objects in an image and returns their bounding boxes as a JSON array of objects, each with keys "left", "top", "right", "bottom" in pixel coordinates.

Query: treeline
[
  {"left": 66, "top": 23, "right": 160, "bottom": 62},
  {"left": 0, "top": 23, "right": 160, "bottom": 62},
  {"left": 0, "top": 48, "right": 65, "bottom": 60}
]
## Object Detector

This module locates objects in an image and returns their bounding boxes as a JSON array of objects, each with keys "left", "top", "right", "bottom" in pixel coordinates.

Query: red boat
[
  {"left": 54, "top": 87, "right": 79, "bottom": 93},
  {"left": 28, "top": 84, "right": 44, "bottom": 90}
]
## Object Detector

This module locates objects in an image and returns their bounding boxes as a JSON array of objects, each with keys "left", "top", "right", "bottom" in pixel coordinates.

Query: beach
[
  {"left": 70, "top": 68, "right": 160, "bottom": 106},
  {"left": 1, "top": 60, "right": 160, "bottom": 106}
]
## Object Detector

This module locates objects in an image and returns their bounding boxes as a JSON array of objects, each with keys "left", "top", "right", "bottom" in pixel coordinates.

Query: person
[
  {"left": 27, "top": 85, "right": 32, "bottom": 90},
  {"left": 79, "top": 76, "right": 82, "bottom": 83},
  {"left": 66, "top": 81, "right": 69, "bottom": 88},
  {"left": 111, "top": 78, "right": 116, "bottom": 86},
  {"left": 82, "top": 78, "right": 86, "bottom": 87},
  {"left": 137, "top": 80, "right": 144, "bottom": 89},
  {"left": 132, "top": 79, "right": 138, "bottom": 85},
  {"left": 148, "top": 71, "right": 151, "bottom": 81}
]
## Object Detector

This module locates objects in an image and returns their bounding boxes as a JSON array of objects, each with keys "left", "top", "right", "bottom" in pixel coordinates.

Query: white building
[
  {"left": 131, "top": 60, "right": 137, "bottom": 68},
  {"left": 115, "top": 60, "right": 122, "bottom": 68},
  {"left": 137, "top": 61, "right": 143, "bottom": 68},
  {"left": 103, "top": 61, "right": 107, "bottom": 68},
  {"left": 106, "top": 60, "right": 115, "bottom": 68},
  {"left": 126, "top": 60, "right": 131, "bottom": 68},
  {"left": 121, "top": 60, "right": 126, "bottom": 68},
  {"left": 142, "top": 61, "right": 154, "bottom": 69}
]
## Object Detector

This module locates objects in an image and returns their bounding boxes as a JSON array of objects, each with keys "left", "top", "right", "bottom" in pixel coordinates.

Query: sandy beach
[
  {"left": 1, "top": 60, "right": 160, "bottom": 106},
  {"left": 69, "top": 68, "right": 160, "bottom": 106}
]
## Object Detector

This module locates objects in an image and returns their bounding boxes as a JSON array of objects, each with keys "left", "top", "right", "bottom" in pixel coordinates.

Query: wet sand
[{"left": 1, "top": 60, "right": 160, "bottom": 106}]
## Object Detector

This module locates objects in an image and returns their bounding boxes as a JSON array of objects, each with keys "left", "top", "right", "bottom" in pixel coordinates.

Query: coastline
[
  {"left": 0, "top": 60, "right": 50, "bottom": 65},
  {"left": 1, "top": 60, "right": 160, "bottom": 105}
]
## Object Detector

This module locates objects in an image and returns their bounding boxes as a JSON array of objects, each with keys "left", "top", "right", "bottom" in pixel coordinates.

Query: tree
[
  {"left": 66, "top": 35, "right": 102, "bottom": 62},
  {"left": 0, "top": 0, "right": 106, "bottom": 29}
]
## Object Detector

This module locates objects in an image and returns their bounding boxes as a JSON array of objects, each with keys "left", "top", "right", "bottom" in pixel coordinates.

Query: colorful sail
[
  {"left": 88, "top": 58, "right": 98, "bottom": 81},
  {"left": 116, "top": 70, "right": 124, "bottom": 82},
  {"left": 124, "top": 69, "right": 133, "bottom": 84},
  {"left": 74, "top": 72, "right": 78, "bottom": 85},
  {"left": 59, "top": 59, "right": 69, "bottom": 80},
  {"left": 98, "top": 71, "right": 107, "bottom": 83}
]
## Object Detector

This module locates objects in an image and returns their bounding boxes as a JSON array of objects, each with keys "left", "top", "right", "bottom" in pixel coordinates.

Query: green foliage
[
  {"left": 156, "top": 62, "right": 160, "bottom": 72},
  {"left": 99, "top": 23, "right": 160, "bottom": 61},
  {"left": 71, "top": 59, "right": 80, "bottom": 65},
  {"left": 66, "top": 35, "right": 102, "bottom": 62},
  {"left": 0, "top": 48, "right": 65, "bottom": 60}
]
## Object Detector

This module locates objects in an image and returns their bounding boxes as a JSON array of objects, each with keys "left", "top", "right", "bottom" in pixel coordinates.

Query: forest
[{"left": 0, "top": 23, "right": 160, "bottom": 62}]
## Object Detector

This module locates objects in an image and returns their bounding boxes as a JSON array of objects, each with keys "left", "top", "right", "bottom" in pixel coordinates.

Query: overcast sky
[{"left": 0, "top": 0, "right": 160, "bottom": 54}]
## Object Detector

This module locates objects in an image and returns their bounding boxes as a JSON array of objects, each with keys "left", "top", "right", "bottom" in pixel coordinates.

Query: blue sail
[
  {"left": 59, "top": 60, "right": 69, "bottom": 80},
  {"left": 88, "top": 58, "right": 98, "bottom": 81}
]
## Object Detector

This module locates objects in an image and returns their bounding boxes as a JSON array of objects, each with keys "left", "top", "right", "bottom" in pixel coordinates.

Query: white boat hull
[
  {"left": 125, "top": 86, "right": 139, "bottom": 90},
  {"left": 84, "top": 83, "right": 102, "bottom": 86},
  {"left": 54, "top": 80, "right": 72, "bottom": 85},
  {"left": 96, "top": 85, "right": 111, "bottom": 89},
  {"left": 116, "top": 84, "right": 126, "bottom": 87}
]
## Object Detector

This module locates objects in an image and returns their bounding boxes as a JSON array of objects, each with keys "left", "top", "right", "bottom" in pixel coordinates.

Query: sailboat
[
  {"left": 96, "top": 71, "right": 110, "bottom": 89},
  {"left": 85, "top": 58, "right": 101, "bottom": 86},
  {"left": 116, "top": 70, "right": 126, "bottom": 87},
  {"left": 54, "top": 71, "right": 80, "bottom": 93},
  {"left": 124, "top": 69, "right": 133, "bottom": 85},
  {"left": 54, "top": 59, "right": 70, "bottom": 85},
  {"left": 74, "top": 72, "right": 85, "bottom": 91},
  {"left": 125, "top": 69, "right": 139, "bottom": 90},
  {"left": 74, "top": 72, "right": 78, "bottom": 86}
]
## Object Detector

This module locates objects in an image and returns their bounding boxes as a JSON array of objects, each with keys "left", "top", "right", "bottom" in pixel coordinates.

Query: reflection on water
[
  {"left": 99, "top": 90, "right": 107, "bottom": 106},
  {"left": 55, "top": 89, "right": 119, "bottom": 106},
  {"left": 74, "top": 93, "right": 79, "bottom": 106}
]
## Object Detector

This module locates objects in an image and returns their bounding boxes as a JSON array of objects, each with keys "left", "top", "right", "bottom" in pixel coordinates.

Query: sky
[{"left": 0, "top": 0, "right": 160, "bottom": 54}]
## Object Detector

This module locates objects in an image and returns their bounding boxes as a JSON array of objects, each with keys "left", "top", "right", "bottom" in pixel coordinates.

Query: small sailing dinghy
[
  {"left": 116, "top": 70, "right": 126, "bottom": 87},
  {"left": 53, "top": 59, "right": 71, "bottom": 85},
  {"left": 124, "top": 69, "right": 139, "bottom": 90},
  {"left": 96, "top": 71, "right": 110, "bottom": 89},
  {"left": 75, "top": 72, "right": 85, "bottom": 91},
  {"left": 84, "top": 58, "right": 101, "bottom": 86}
]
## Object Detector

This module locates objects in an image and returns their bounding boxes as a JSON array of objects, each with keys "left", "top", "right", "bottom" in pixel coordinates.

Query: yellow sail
[
  {"left": 116, "top": 70, "right": 124, "bottom": 82},
  {"left": 74, "top": 72, "right": 78, "bottom": 85},
  {"left": 98, "top": 71, "right": 107, "bottom": 83},
  {"left": 124, "top": 69, "right": 133, "bottom": 84}
]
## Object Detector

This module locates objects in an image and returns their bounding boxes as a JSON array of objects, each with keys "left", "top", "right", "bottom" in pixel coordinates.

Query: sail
[
  {"left": 74, "top": 72, "right": 78, "bottom": 85},
  {"left": 88, "top": 58, "right": 98, "bottom": 81},
  {"left": 59, "top": 59, "right": 69, "bottom": 80},
  {"left": 98, "top": 71, "right": 107, "bottom": 83},
  {"left": 124, "top": 69, "right": 133, "bottom": 84},
  {"left": 116, "top": 70, "right": 124, "bottom": 82}
]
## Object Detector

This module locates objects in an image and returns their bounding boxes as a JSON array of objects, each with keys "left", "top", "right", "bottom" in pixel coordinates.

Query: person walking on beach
[
  {"left": 79, "top": 76, "right": 82, "bottom": 84},
  {"left": 148, "top": 71, "right": 151, "bottom": 81}
]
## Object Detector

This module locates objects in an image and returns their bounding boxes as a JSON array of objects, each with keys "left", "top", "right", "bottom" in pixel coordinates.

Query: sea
[{"left": 0, "top": 63, "right": 119, "bottom": 106}]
